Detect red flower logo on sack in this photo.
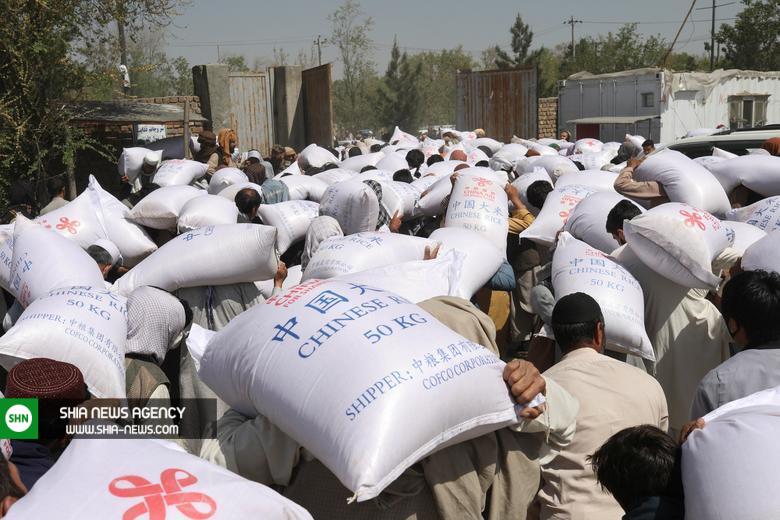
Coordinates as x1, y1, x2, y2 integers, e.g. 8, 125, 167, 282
55, 217, 80, 234
109, 468, 217, 520
679, 210, 706, 231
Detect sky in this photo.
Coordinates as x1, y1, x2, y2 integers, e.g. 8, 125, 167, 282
161, 0, 744, 77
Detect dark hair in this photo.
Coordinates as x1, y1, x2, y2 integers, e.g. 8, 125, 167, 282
642, 139, 655, 148
370, 144, 383, 153
405, 149, 425, 169
177, 296, 193, 328
86, 245, 112, 266
348, 146, 362, 157
590, 425, 682, 511
393, 169, 413, 184
721, 270, 780, 346
606, 200, 643, 234
552, 318, 603, 351
427, 154, 444, 166
46, 177, 65, 198
234, 188, 262, 215
477, 145, 493, 158
360, 165, 377, 173
475, 160, 490, 167
0, 457, 24, 501
321, 162, 338, 172
526, 180, 553, 209
324, 146, 339, 158
572, 160, 585, 171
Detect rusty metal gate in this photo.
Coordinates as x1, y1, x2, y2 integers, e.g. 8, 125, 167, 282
228, 71, 273, 155
302, 64, 334, 147
456, 67, 537, 143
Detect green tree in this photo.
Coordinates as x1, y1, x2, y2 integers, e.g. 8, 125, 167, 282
329, 0, 376, 135
717, 0, 780, 70
220, 54, 250, 72
376, 38, 423, 132
494, 15, 534, 68
407, 46, 477, 126
0, 0, 107, 201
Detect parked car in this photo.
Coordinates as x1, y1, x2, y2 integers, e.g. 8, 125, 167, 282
668, 125, 780, 158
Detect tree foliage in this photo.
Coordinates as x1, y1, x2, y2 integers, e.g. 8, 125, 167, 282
375, 38, 423, 132
329, 0, 376, 134
494, 15, 534, 68
407, 47, 476, 126
219, 54, 250, 73
717, 0, 780, 70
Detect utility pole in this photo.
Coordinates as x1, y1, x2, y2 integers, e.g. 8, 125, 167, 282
697, 1, 736, 71
315, 35, 327, 66
563, 16, 583, 59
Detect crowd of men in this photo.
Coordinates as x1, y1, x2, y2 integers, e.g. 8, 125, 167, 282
0, 125, 778, 519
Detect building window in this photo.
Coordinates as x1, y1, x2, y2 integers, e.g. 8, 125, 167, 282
728, 95, 769, 128
641, 92, 655, 108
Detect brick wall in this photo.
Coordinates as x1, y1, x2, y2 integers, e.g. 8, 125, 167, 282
538, 97, 558, 139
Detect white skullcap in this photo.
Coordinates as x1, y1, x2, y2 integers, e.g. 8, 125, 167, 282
92, 238, 122, 267
247, 150, 262, 161
143, 152, 161, 166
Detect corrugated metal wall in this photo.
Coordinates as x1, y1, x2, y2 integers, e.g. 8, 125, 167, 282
302, 64, 334, 147
456, 67, 538, 142
228, 72, 273, 155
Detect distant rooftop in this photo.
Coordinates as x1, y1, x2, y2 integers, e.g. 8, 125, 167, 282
69, 100, 205, 123
566, 68, 780, 81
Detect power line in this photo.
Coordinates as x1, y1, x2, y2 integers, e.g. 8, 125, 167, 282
564, 16, 583, 58
578, 17, 736, 25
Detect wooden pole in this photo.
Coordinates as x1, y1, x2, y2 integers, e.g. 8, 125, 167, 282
183, 101, 191, 159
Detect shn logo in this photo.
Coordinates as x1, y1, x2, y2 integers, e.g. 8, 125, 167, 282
0, 399, 37, 439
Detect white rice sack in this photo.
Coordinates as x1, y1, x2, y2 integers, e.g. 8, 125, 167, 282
337, 250, 463, 303
89, 177, 157, 267
128, 185, 206, 230
152, 159, 208, 187
684, 128, 719, 138
552, 233, 654, 360
712, 147, 737, 159
208, 167, 248, 195
390, 126, 419, 146
511, 168, 553, 215
298, 144, 338, 172
634, 150, 730, 215
466, 147, 490, 165
563, 192, 644, 254
707, 155, 780, 197
177, 195, 239, 233
378, 181, 422, 219
519, 185, 597, 247
623, 203, 732, 289
682, 402, 780, 520
6, 437, 314, 519
625, 134, 645, 150
725, 196, 780, 232
532, 155, 579, 180
424, 160, 466, 178
693, 155, 727, 171
555, 170, 618, 192
257, 200, 320, 254
312, 168, 356, 186
375, 153, 409, 173
358, 170, 393, 183
340, 151, 385, 172
279, 160, 302, 176
513, 138, 558, 156
216, 182, 263, 202
416, 169, 506, 218
489, 143, 528, 171
444, 175, 508, 253
574, 138, 603, 154
722, 221, 767, 254
114, 224, 278, 296
118, 147, 160, 183
0, 225, 14, 292
35, 189, 107, 249
10, 216, 105, 307
198, 279, 525, 501
741, 231, 780, 274
471, 137, 502, 154
0, 286, 127, 398
571, 149, 618, 170
319, 181, 380, 235
255, 264, 303, 299
428, 227, 504, 299
303, 232, 435, 280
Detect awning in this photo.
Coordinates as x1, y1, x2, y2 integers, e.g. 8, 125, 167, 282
566, 115, 659, 125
